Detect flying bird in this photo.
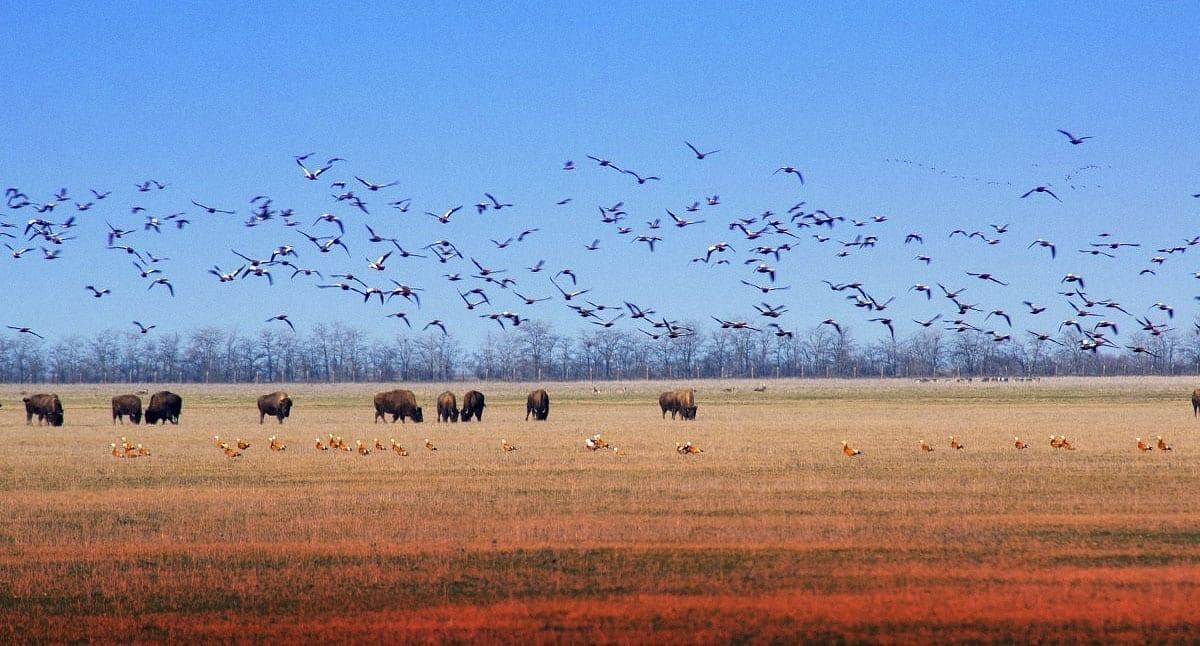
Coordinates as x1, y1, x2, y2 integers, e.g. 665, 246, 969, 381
266, 314, 296, 332
6, 326, 44, 339
685, 141, 719, 159
774, 166, 804, 183
1021, 186, 1061, 202
1056, 129, 1093, 145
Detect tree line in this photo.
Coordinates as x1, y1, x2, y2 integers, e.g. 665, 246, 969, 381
2, 319, 1198, 384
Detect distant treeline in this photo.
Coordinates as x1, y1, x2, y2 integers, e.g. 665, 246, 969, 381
1, 319, 1198, 384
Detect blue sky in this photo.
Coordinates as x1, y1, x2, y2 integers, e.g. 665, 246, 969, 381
2, 2, 1198, 344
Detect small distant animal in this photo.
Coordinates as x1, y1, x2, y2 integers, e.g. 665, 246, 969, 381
257, 391, 293, 424
145, 391, 182, 425
23, 393, 63, 427
374, 389, 423, 423
842, 441, 862, 457
658, 388, 697, 420
526, 389, 550, 421
111, 394, 143, 425
460, 390, 486, 422
436, 391, 459, 423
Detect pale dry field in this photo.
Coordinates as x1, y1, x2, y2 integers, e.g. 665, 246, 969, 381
2, 378, 1199, 643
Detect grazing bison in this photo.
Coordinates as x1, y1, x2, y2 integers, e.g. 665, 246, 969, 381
436, 391, 459, 423
660, 388, 697, 420
461, 390, 485, 422
526, 389, 550, 421
145, 390, 182, 425
257, 391, 293, 424
112, 394, 143, 424
23, 393, 64, 427
1193, 388, 1200, 416
374, 389, 423, 423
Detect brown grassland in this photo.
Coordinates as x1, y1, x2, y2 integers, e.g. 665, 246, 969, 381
2, 377, 1200, 643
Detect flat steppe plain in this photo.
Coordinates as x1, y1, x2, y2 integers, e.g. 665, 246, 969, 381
2, 378, 1199, 643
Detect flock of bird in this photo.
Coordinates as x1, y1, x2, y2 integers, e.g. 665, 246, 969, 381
5, 128, 1198, 357
109, 430, 1176, 460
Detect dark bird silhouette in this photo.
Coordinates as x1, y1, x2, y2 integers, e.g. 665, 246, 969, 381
266, 314, 296, 332
1056, 129, 1093, 145
1021, 186, 1061, 202
6, 326, 44, 339
685, 141, 719, 159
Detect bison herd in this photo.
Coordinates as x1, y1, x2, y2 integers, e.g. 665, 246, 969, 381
13, 387, 705, 426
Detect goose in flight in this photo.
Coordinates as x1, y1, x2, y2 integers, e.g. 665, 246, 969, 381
622, 169, 660, 184
685, 141, 719, 159
355, 176, 399, 191
132, 321, 156, 334
774, 166, 805, 183
6, 326, 44, 339
191, 200, 235, 214
1056, 129, 1093, 145
147, 278, 175, 296
666, 209, 704, 228
1020, 186, 1061, 202
427, 205, 463, 224
266, 314, 296, 332
297, 158, 333, 180
965, 271, 1008, 286
367, 251, 392, 271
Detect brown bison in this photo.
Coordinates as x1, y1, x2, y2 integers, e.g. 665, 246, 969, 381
374, 389, 423, 423
258, 391, 293, 424
526, 389, 550, 421
145, 391, 183, 425
1193, 388, 1200, 416
659, 388, 697, 420
436, 391, 459, 422
112, 394, 143, 424
23, 393, 64, 427
461, 390, 485, 422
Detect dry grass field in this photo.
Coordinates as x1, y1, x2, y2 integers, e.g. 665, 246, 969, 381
2, 377, 1200, 643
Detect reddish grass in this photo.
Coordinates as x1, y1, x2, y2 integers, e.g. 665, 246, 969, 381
2, 379, 1200, 642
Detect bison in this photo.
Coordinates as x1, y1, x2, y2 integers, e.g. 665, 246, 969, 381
23, 393, 64, 427
436, 391, 459, 422
374, 389, 423, 423
526, 389, 550, 421
112, 394, 143, 424
145, 391, 182, 425
1193, 388, 1200, 416
258, 391, 293, 424
461, 390, 485, 422
659, 388, 697, 420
